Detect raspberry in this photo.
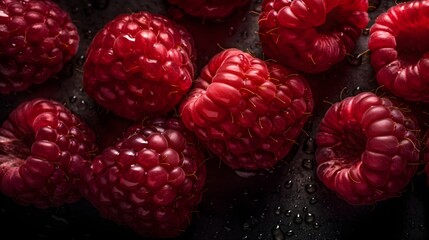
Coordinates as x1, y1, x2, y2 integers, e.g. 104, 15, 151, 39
167, 0, 250, 21
0, 98, 97, 208
258, 0, 369, 74
368, 0, 429, 102
80, 116, 206, 238
179, 48, 314, 170
315, 92, 420, 205
83, 11, 196, 120
0, 0, 79, 94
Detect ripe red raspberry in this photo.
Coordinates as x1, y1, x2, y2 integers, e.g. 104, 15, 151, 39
315, 92, 420, 205
167, 0, 250, 21
368, 0, 429, 102
0, 0, 79, 95
83, 11, 196, 120
258, 0, 369, 74
80, 116, 206, 238
179, 48, 314, 170
0, 98, 97, 208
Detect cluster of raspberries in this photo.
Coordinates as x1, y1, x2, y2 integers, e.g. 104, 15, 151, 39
0, 0, 428, 238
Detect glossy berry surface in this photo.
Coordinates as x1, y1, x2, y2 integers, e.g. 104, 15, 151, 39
0, 98, 97, 208
179, 48, 314, 170
80, 116, 206, 238
368, 0, 429, 102
258, 0, 369, 74
315, 92, 420, 205
0, 0, 79, 94
83, 11, 196, 120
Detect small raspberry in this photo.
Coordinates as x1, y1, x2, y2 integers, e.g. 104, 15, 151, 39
315, 92, 420, 205
83, 11, 196, 120
179, 48, 314, 170
0, 98, 97, 208
167, 0, 250, 21
0, 0, 79, 94
258, 0, 369, 74
80, 116, 206, 238
368, 0, 429, 102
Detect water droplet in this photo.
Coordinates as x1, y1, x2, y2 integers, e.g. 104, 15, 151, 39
84, 3, 94, 16
224, 226, 232, 232
286, 229, 294, 236
257, 233, 264, 239
271, 225, 285, 240
362, 28, 370, 36
284, 180, 293, 189
353, 86, 365, 95
235, 170, 257, 178
419, 224, 425, 231
285, 209, 292, 217
303, 137, 316, 154
305, 212, 315, 224
301, 158, 314, 170
228, 26, 236, 36
84, 30, 94, 39
305, 184, 318, 194
71, 6, 79, 14
242, 235, 249, 239
293, 213, 303, 224
69, 96, 77, 103
241, 16, 247, 22
213, 231, 219, 239
313, 222, 321, 229
275, 206, 282, 215
302, 206, 308, 212
76, 55, 86, 66
309, 197, 318, 205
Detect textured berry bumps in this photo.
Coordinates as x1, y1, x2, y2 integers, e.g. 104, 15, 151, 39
368, 0, 429, 102
258, 0, 369, 74
179, 48, 314, 170
0, 0, 79, 94
0, 98, 97, 208
168, 0, 250, 20
83, 11, 196, 120
80, 116, 206, 238
315, 92, 420, 205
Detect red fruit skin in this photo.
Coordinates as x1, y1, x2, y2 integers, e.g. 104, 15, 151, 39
0, 98, 97, 208
0, 0, 79, 94
83, 11, 196, 121
179, 48, 314, 170
168, 0, 250, 20
80, 117, 206, 238
258, 0, 369, 74
368, 0, 429, 102
315, 92, 421, 205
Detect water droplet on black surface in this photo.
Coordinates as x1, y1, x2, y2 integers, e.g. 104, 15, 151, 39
84, 3, 94, 16
271, 225, 285, 240
309, 197, 318, 205
313, 222, 321, 229
286, 229, 294, 236
294, 213, 303, 224
301, 158, 314, 170
275, 206, 282, 215
303, 137, 315, 154
305, 213, 315, 224
353, 86, 365, 95
305, 184, 318, 194
284, 180, 293, 189
303, 206, 308, 212
224, 226, 232, 232
363, 28, 370, 36
69, 96, 77, 103
84, 30, 94, 39
76, 55, 86, 66
285, 209, 292, 217
228, 26, 236, 36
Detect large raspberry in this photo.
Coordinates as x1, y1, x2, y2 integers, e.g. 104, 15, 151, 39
368, 0, 429, 102
80, 116, 206, 238
0, 0, 79, 94
167, 0, 250, 21
315, 92, 420, 205
0, 98, 97, 208
179, 48, 314, 170
83, 11, 196, 120
258, 0, 369, 74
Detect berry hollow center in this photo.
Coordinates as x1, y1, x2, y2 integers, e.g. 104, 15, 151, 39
0, 135, 31, 165
395, 24, 429, 66
332, 122, 367, 166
